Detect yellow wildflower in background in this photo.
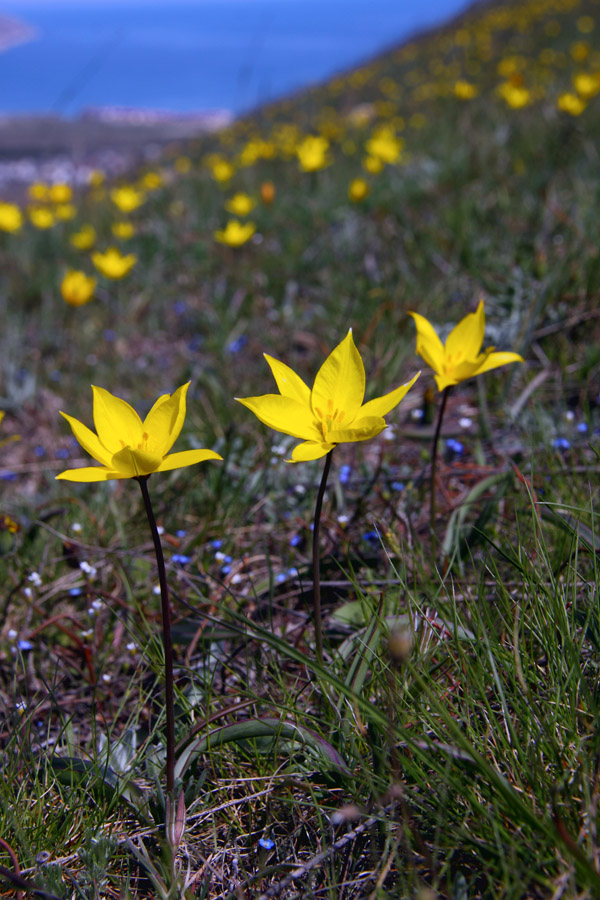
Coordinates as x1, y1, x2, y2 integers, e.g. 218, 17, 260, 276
225, 193, 256, 216
454, 79, 478, 99
236, 330, 419, 462
574, 71, 600, 99
49, 184, 73, 204
214, 220, 256, 247
92, 247, 137, 279
365, 126, 403, 164
409, 300, 523, 392
110, 186, 145, 213
208, 158, 234, 183
139, 171, 163, 191
70, 224, 96, 250
557, 92, 586, 115
28, 207, 55, 229
112, 221, 136, 239
497, 82, 532, 109
362, 156, 384, 174
54, 203, 77, 221
0, 202, 23, 233
56, 383, 222, 482
296, 136, 331, 172
61, 270, 96, 307
348, 178, 370, 202
28, 182, 49, 202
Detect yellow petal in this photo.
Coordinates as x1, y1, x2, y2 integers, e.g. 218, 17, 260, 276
359, 372, 420, 418
445, 300, 485, 364
474, 351, 523, 377
143, 383, 189, 456
111, 446, 163, 477
56, 466, 123, 481
327, 416, 387, 443
264, 355, 311, 404
409, 312, 445, 374
59, 411, 112, 466
289, 441, 335, 462
311, 330, 365, 425
236, 395, 322, 441
155, 449, 223, 471
92, 386, 144, 454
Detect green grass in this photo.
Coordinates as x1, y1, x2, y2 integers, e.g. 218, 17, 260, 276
1, 0, 600, 895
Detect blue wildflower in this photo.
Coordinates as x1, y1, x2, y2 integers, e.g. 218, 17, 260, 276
289, 534, 302, 547
552, 438, 570, 451
258, 837, 275, 851
391, 481, 404, 492
172, 554, 191, 566
445, 438, 464, 456
338, 464, 351, 485
227, 335, 248, 354
577, 422, 588, 434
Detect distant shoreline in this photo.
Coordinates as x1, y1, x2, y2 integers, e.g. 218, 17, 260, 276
0, 14, 37, 53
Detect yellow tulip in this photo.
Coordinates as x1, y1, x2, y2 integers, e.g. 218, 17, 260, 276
237, 330, 419, 462
56, 383, 222, 482
409, 300, 523, 392
91, 247, 137, 279
61, 270, 96, 307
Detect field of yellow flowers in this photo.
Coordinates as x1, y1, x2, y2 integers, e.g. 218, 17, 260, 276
1, 0, 600, 896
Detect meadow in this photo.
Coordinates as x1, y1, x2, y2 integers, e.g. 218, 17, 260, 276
1, 0, 600, 896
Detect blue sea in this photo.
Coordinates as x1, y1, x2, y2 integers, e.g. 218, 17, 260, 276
0, 0, 473, 116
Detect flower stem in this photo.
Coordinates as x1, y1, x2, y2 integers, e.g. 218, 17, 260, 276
312, 450, 332, 666
430, 386, 451, 544
137, 475, 175, 797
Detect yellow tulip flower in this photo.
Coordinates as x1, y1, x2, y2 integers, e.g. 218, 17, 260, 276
29, 207, 55, 229
61, 270, 96, 307
348, 178, 370, 202
69, 224, 96, 250
237, 330, 419, 462
56, 383, 222, 482
296, 135, 331, 172
225, 193, 256, 216
409, 300, 523, 392
0, 202, 23, 233
112, 221, 136, 239
214, 220, 256, 247
110, 186, 145, 213
91, 247, 137, 279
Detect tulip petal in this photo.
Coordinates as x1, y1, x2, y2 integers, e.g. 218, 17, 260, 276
56, 466, 123, 482
311, 330, 365, 426
474, 351, 524, 377
264, 355, 311, 404
409, 313, 445, 375
155, 449, 223, 471
236, 394, 322, 441
111, 447, 163, 477
92, 386, 144, 454
59, 411, 112, 466
290, 441, 335, 462
445, 300, 485, 364
359, 372, 420, 418
143, 383, 189, 456
328, 416, 387, 443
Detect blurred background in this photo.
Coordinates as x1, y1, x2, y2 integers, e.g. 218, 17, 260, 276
0, 0, 471, 117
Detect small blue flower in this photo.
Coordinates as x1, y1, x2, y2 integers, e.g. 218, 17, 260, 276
289, 534, 302, 547
173, 300, 187, 315
176, 529, 187, 538
227, 335, 248, 354
211, 539, 223, 550
1, 472, 17, 481
172, 554, 191, 566
55, 448, 70, 459
220, 564, 232, 575
17, 639, 33, 652
445, 438, 464, 456
258, 837, 275, 851
275, 572, 287, 584
552, 437, 570, 451
338, 464, 351, 485
391, 481, 404, 492
69, 587, 82, 597
34, 445, 46, 457
287, 567, 299, 577
577, 422, 588, 434
362, 530, 379, 544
